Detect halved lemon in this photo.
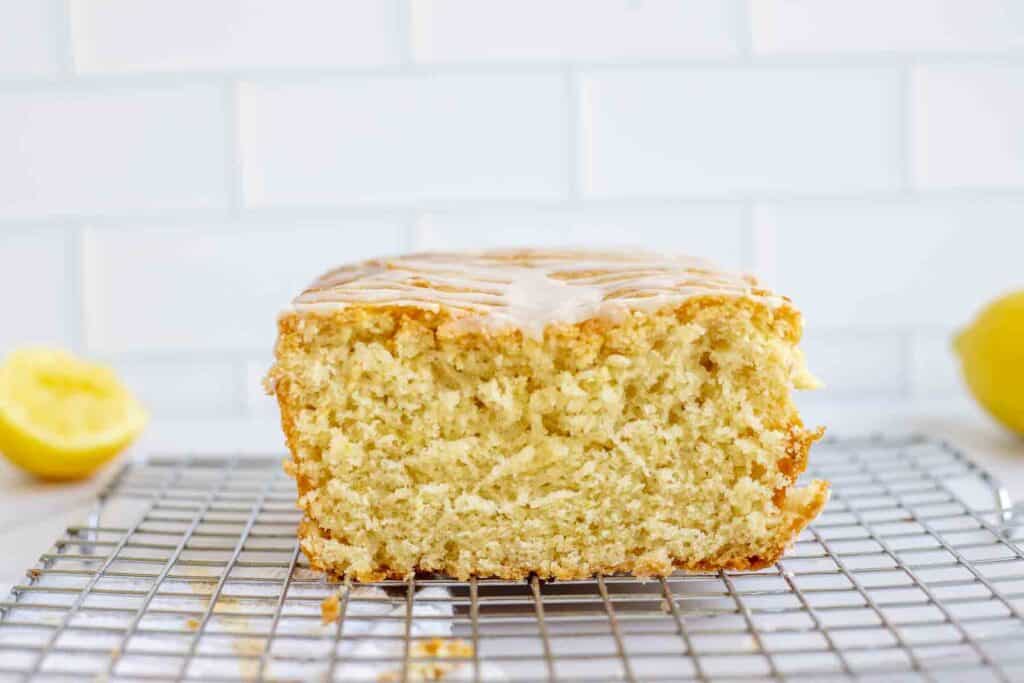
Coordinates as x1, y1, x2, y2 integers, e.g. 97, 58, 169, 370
0, 348, 147, 479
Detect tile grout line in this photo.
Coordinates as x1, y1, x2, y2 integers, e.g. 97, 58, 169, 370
735, 0, 753, 62
739, 199, 755, 273
403, 210, 419, 252
576, 73, 592, 206
4, 52, 1024, 92
565, 67, 581, 204
223, 78, 243, 219
56, 0, 76, 77
6, 188, 1024, 231
397, 0, 414, 69
749, 207, 775, 285
233, 357, 252, 418
900, 64, 915, 192
901, 330, 915, 399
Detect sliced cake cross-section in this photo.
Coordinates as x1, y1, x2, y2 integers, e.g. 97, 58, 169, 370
267, 249, 828, 581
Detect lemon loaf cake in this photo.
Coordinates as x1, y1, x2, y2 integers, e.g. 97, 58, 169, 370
267, 249, 828, 581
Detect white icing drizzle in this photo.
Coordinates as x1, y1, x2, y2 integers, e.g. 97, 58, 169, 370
287, 248, 788, 338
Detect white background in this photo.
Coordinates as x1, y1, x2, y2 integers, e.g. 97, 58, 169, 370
2, 0, 1024, 421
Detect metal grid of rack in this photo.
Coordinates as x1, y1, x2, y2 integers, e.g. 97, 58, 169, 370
2, 435, 1024, 682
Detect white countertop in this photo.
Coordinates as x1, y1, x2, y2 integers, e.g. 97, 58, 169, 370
2, 398, 1023, 595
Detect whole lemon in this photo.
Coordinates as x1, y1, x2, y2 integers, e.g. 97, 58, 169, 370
955, 290, 1024, 436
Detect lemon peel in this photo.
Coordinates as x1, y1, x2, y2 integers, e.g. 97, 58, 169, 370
955, 290, 1024, 436
0, 348, 147, 479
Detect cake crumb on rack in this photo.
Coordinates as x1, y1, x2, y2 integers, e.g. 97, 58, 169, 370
378, 638, 474, 682
321, 592, 340, 624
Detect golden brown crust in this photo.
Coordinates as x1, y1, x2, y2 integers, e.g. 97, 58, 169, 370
271, 290, 802, 350
287, 249, 791, 339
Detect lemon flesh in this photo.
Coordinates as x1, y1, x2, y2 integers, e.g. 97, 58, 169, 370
0, 348, 147, 479
955, 290, 1024, 436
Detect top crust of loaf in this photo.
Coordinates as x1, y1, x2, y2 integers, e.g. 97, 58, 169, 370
285, 248, 791, 340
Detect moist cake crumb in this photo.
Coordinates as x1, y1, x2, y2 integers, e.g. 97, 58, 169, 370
268, 248, 829, 581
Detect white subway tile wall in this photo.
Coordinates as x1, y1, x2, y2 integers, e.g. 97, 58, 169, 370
757, 200, 1024, 327
411, 0, 742, 62
912, 65, 1024, 188
0, 1, 64, 78
796, 332, 908, 397
0, 230, 71, 350
413, 207, 746, 266
581, 67, 903, 197
245, 357, 279, 417
750, 0, 1024, 55
81, 222, 406, 353
108, 358, 242, 418
0, 84, 229, 218
70, 0, 402, 73
910, 332, 964, 398
3, 1, 1022, 418
238, 74, 569, 206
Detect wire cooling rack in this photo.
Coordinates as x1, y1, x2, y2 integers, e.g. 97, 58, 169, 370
2, 436, 1024, 682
